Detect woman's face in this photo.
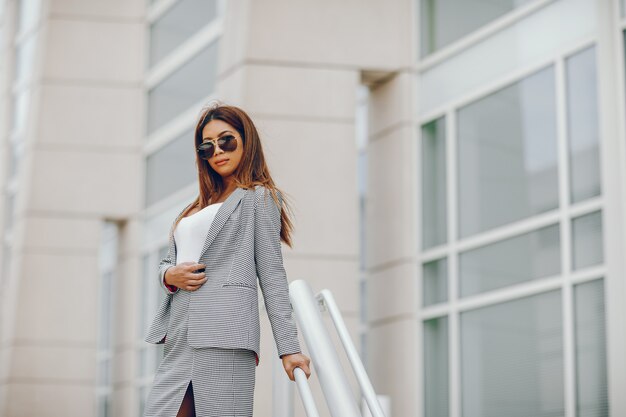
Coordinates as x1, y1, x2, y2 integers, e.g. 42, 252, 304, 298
202, 119, 244, 179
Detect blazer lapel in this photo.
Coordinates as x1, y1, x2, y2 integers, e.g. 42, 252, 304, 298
197, 186, 246, 261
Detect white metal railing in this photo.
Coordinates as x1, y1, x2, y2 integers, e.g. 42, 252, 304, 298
288, 279, 388, 417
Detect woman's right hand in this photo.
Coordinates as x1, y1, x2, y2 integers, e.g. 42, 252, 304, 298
164, 262, 207, 291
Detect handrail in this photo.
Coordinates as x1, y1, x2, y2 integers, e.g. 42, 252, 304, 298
293, 367, 320, 417
316, 289, 387, 417
289, 280, 363, 417
288, 280, 388, 417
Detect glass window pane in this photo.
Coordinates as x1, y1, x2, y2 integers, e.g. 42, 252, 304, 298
147, 40, 219, 134
149, 0, 218, 67
419, 1, 596, 114
419, 0, 534, 57
145, 128, 196, 207
574, 278, 609, 417
461, 290, 563, 417
459, 224, 560, 297
422, 258, 448, 306
421, 118, 447, 249
457, 66, 558, 238
572, 210, 603, 271
566, 45, 601, 203
423, 316, 448, 417
98, 271, 113, 350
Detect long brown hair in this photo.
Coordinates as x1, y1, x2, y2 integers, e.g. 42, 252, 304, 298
169, 101, 295, 248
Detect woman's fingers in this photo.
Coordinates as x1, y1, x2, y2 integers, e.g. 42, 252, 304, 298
185, 277, 207, 291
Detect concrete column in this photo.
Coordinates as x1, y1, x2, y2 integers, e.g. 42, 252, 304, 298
216, 1, 414, 415
0, 0, 144, 415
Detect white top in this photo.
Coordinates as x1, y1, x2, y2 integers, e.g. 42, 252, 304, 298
174, 202, 223, 264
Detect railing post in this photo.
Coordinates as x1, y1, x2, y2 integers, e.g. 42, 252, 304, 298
289, 280, 363, 417
318, 290, 387, 417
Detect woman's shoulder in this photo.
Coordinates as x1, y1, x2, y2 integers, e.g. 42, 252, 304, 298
250, 185, 282, 203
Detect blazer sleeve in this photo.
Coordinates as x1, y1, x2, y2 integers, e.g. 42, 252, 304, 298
158, 203, 194, 295
254, 187, 302, 358
159, 231, 179, 295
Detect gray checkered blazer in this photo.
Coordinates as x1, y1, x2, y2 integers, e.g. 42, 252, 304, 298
144, 185, 301, 362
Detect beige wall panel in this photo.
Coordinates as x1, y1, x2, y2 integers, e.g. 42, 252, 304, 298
8, 344, 96, 381
49, 0, 144, 19
368, 70, 415, 138
37, 84, 143, 149
368, 318, 419, 417
367, 261, 418, 323
27, 149, 141, 216
218, 63, 358, 119
5, 382, 96, 417
252, 117, 359, 257
21, 216, 100, 251
366, 124, 417, 268
245, 0, 413, 70
42, 18, 143, 82
13, 252, 98, 343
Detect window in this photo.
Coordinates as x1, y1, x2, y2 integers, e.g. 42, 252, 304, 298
566, 46, 601, 203
421, 117, 447, 249
422, 258, 448, 306
423, 316, 449, 417
574, 279, 609, 417
460, 290, 563, 417
147, 40, 219, 135
420, 39, 607, 417
149, 0, 219, 67
458, 224, 560, 297
96, 221, 119, 417
419, 0, 535, 57
571, 210, 603, 271
457, 65, 558, 238
145, 128, 196, 207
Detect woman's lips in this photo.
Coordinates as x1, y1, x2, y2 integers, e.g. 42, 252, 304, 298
216, 159, 228, 166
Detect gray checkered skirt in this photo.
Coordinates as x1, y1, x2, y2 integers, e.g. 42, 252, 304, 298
143, 289, 257, 417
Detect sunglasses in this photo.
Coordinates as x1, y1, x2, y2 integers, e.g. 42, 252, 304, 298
196, 134, 238, 160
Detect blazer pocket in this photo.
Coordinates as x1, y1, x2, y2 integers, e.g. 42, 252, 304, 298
221, 282, 257, 290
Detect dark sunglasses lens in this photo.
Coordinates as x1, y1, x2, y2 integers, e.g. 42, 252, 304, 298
219, 135, 238, 152
197, 143, 214, 159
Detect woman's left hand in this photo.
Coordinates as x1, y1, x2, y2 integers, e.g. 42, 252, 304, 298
281, 352, 311, 381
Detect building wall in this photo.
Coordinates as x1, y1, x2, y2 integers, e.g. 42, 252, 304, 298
1, 1, 625, 417
365, 1, 626, 416
0, 0, 144, 416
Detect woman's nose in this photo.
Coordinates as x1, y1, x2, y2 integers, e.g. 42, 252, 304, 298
213, 143, 225, 155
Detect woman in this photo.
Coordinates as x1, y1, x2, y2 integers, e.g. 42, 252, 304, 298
143, 102, 312, 417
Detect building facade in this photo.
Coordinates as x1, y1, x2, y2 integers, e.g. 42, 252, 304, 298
0, 0, 625, 417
